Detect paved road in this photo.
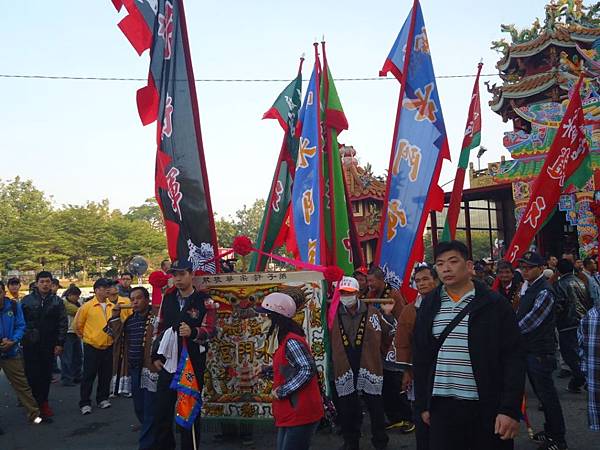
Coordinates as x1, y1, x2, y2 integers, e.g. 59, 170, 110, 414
0, 370, 596, 449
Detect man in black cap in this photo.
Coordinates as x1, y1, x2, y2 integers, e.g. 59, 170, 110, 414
151, 260, 217, 450
518, 251, 568, 450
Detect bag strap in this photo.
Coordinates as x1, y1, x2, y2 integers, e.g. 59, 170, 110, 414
433, 297, 476, 355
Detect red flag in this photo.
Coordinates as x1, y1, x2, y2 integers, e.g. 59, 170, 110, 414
441, 62, 483, 241
505, 75, 590, 264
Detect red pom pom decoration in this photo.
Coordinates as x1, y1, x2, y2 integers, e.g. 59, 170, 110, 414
232, 235, 254, 256
323, 265, 344, 283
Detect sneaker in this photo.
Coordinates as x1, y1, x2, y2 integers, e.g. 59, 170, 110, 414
40, 401, 54, 418
81, 405, 92, 415
386, 420, 416, 433
532, 431, 550, 443
537, 440, 568, 450
98, 400, 111, 409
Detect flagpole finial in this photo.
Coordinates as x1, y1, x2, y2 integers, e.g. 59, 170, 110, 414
321, 34, 325, 43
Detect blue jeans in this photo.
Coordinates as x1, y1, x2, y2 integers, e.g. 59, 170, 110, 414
61, 333, 82, 384
130, 367, 156, 450
276, 420, 319, 450
526, 353, 566, 443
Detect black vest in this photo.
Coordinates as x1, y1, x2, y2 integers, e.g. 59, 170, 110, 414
517, 277, 556, 354
159, 288, 208, 376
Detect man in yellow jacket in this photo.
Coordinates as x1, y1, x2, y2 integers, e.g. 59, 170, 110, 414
75, 278, 131, 415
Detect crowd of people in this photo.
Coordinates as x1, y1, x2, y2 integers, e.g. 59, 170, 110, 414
1, 242, 600, 450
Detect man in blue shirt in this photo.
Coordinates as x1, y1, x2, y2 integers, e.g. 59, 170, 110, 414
0, 280, 45, 429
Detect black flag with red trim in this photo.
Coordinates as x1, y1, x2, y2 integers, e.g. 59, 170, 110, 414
111, 0, 219, 272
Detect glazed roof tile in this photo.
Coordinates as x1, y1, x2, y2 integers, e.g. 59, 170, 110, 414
342, 163, 386, 200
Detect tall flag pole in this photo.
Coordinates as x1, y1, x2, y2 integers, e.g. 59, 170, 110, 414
249, 59, 304, 271
111, 0, 219, 273
291, 44, 325, 265
441, 62, 483, 242
375, 0, 450, 292
504, 74, 591, 265
321, 41, 364, 274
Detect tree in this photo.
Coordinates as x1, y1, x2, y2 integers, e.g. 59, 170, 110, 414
0, 178, 169, 278
0, 178, 58, 271
214, 199, 266, 247
107, 210, 167, 270
126, 197, 164, 232
51, 201, 117, 278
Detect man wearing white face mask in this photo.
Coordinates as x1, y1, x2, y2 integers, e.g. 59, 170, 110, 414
332, 276, 397, 450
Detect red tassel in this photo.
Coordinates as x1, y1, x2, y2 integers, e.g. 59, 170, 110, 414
137, 76, 159, 126
232, 236, 254, 256
117, 8, 152, 56
323, 266, 344, 283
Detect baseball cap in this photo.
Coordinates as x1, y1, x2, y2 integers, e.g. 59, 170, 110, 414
518, 251, 545, 267
93, 278, 113, 289
255, 292, 297, 318
167, 260, 194, 273
338, 276, 360, 293
474, 262, 485, 272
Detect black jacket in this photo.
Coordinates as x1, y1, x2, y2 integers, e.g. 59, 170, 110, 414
21, 291, 68, 348
554, 273, 588, 331
413, 281, 525, 421
151, 288, 209, 377
517, 276, 556, 354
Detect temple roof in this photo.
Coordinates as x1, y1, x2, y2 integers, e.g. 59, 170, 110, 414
493, 151, 600, 183
490, 70, 561, 111
340, 146, 386, 201
497, 25, 600, 71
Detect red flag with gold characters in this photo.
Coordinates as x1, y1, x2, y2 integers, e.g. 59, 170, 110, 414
505, 74, 590, 264
110, 0, 219, 273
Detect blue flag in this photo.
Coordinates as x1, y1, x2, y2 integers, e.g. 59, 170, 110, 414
291, 60, 323, 265
376, 1, 449, 289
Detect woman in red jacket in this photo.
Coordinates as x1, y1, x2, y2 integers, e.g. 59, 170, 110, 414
257, 292, 324, 450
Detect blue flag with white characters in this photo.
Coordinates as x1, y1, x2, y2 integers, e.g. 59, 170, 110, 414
291, 61, 323, 265
377, 1, 450, 290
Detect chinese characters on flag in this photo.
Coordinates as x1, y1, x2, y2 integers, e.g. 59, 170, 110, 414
505, 75, 590, 264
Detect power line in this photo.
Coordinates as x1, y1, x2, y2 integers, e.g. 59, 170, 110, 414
0, 72, 504, 83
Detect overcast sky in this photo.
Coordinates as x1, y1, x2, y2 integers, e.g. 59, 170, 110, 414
2, 0, 547, 216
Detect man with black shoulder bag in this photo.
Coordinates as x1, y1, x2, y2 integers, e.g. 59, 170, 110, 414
413, 241, 526, 450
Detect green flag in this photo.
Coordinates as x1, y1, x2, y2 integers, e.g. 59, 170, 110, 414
441, 63, 483, 242
249, 71, 303, 271
321, 50, 362, 274
566, 152, 593, 190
